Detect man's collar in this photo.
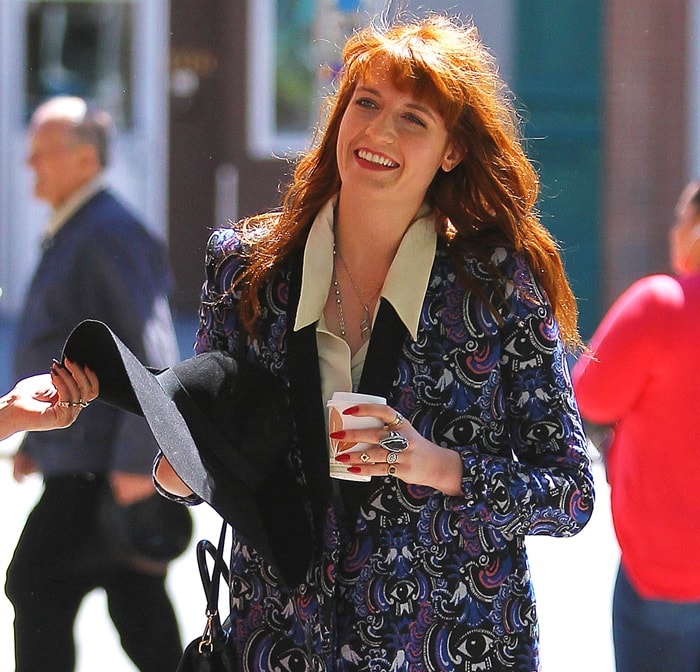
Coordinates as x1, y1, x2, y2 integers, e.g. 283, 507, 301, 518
46, 174, 106, 238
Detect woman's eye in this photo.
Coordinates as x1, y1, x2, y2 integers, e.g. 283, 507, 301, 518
356, 97, 377, 109
404, 113, 427, 127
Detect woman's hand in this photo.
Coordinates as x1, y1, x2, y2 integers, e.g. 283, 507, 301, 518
330, 404, 463, 495
0, 359, 99, 441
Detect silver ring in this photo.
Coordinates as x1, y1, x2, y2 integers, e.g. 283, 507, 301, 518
56, 400, 89, 409
386, 452, 398, 464
385, 412, 405, 429
387, 464, 397, 476
360, 452, 370, 463
378, 430, 408, 453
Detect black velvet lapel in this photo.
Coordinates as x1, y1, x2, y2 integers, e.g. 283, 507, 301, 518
286, 248, 409, 531
339, 298, 409, 523
357, 298, 407, 397
285, 250, 332, 536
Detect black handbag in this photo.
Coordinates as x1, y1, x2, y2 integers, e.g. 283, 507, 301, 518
98, 486, 193, 572
177, 520, 237, 672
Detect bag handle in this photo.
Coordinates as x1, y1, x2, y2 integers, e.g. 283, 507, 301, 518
194, 519, 229, 652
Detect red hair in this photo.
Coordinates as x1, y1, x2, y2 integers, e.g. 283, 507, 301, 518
232, 15, 580, 347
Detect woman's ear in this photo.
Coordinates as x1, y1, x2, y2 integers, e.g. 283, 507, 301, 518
441, 143, 465, 172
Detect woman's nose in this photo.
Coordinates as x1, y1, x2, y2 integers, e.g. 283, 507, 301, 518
365, 112, 396, 143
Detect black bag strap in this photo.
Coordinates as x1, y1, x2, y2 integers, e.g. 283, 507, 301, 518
194, 519, 229, 651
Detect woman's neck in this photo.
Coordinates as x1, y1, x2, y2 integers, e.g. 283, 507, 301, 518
325, 191, 423, 355
334, 191, 423, 266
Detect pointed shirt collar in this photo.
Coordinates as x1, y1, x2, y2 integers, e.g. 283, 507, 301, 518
294, 196, 437, 341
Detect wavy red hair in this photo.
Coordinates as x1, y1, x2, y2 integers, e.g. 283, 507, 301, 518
230, 15, 580, 348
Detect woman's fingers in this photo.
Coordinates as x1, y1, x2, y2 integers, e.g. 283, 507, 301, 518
62, 359, 99, 401
44, 359, 100, 429
50, 361, 81, 402
341, 403, 406, 429
332, 404, 415, 478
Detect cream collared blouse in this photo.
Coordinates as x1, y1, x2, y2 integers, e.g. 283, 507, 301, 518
294, 196, 437, 406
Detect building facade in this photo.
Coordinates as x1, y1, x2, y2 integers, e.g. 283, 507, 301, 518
0, 0, 693, 341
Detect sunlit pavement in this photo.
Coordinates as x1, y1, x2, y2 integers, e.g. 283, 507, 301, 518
0, 432, 616, 672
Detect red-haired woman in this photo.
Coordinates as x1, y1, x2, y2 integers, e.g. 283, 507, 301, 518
2, 14, 594, 671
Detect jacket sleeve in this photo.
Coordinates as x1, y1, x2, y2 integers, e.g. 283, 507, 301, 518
75, 222, 180, 474
194, 228, 247, 356
447, 252, 595, 538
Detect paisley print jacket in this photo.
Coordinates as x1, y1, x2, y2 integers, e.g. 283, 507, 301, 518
193, 227, 594, 672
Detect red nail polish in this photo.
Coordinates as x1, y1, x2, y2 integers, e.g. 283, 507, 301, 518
330, 430, 346, 439
348, 466, 362, 473
335, 453, 350, 463
343, 405, 359, 415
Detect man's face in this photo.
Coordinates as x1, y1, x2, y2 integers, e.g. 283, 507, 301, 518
27, 122, 92, 208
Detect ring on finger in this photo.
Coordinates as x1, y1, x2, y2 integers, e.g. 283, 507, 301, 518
360, 452, 370, 463
385, 412, 405, 429
386, 452, 398, 464
57, 400, 89, 409
386, 464, 397, 476
379, 430, 409, 453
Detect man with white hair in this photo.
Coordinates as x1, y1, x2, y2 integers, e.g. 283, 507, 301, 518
5, 96, 184, 672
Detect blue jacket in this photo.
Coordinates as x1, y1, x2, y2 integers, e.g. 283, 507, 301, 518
193, 226, 595, 672
13, 188, 179, 476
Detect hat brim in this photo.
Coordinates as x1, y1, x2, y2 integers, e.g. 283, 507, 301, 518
61, 320, 312, 587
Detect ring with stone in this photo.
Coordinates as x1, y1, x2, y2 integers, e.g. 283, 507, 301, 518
360, 452, 370, 463
386, 452, 398, 464
386, 464, 397, 476
378, 430, 409, 453
385, 412, 405, 429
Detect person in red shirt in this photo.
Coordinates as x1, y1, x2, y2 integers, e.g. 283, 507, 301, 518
573, 180, 700, 672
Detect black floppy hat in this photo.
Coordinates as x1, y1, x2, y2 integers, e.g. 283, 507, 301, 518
61, 319, 313, 587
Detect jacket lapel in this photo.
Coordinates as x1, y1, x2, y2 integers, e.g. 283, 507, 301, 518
285, 246, 409, 531
340, 298, 409, 523
358, 298, 407, 399
285, 250, 332, 537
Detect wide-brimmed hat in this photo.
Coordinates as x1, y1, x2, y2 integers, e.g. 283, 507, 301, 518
61, 319, 313, 587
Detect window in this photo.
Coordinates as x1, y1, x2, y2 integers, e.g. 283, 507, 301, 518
25, 1, 133, 127
247, 0, 373, 159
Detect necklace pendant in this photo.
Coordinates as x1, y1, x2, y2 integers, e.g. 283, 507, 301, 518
360, 317, 371, 340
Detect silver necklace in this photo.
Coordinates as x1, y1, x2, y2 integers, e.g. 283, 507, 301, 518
332, 242, 378, 341
332, 261, 347, 339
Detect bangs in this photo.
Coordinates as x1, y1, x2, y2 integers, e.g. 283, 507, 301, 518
345, 46, 462, 128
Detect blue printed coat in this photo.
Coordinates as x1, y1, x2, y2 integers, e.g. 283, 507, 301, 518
193, 226, 594, 672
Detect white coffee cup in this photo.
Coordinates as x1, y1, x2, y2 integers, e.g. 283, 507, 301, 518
327, 391, 386, 481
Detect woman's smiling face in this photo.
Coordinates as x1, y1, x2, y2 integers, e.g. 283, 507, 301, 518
335, 62, 462, 208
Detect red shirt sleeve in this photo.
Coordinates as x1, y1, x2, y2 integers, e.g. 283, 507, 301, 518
572, 274, 680, 424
